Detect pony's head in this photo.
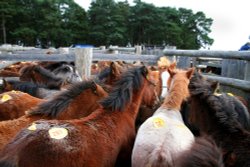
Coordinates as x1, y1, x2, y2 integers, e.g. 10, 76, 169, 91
157, 56, 171, 71
188, 71, 219, 98
141, 69, 161, 108
52, 64, 82, 84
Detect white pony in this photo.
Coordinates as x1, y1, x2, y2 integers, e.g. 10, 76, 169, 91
132, 68, 195, 167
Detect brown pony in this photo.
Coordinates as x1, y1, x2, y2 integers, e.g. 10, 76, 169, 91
97, 61, 162, 130
0, 91, 44, 121
0, 80, 107, 151
188, 72, 250, 166
0, 66, 158, 167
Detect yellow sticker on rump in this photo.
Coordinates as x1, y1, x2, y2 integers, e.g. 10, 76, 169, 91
27, 123, 37, 131
1, 94, 12, 102
49, 127, 68, 140
153, 117, 165, 128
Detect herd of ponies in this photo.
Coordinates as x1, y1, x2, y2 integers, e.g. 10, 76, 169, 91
0, 58, 249, 167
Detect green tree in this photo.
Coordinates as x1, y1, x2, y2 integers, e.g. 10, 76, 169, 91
177, 8, 213, 49
0, 0, 16, 43
88, 0, 130, 46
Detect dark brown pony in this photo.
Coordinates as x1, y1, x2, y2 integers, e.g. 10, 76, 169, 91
0, 80, 107, 151
0, 91, 44, 121
1, 79, 61, 99
188, 72, 250, 167
0, 66, 158, 167
176, 136, 224, 167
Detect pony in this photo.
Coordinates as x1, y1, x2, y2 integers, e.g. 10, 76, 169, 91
188, 72, 250, 167
0, 66, 158, 167
0, 80, 108, 151
175, 136, 224, 167
19, 64, 66, 89
19, 64, 81, 89
132, 68, 195, 167
96, 61, 161, 130
1, 79, 60, 99
189, 72, 250, 131
0, 91, 44, 121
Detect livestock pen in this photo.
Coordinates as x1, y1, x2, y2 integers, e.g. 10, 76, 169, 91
0, 45, 250, 108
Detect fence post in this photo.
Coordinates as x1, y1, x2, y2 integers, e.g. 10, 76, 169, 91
74, 47, 93, 79
244, 61, 250, 81
135, 45, 142, 55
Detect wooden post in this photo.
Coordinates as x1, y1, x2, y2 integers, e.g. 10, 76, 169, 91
135, 45, 142, 55
74, 47, 93, 79
244, 61, 250, 81
100, 46, 106, 50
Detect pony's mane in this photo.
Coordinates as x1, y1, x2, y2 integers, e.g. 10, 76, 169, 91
5, 80, 46, 97
97, 67, 111, 81
20, 65, 62, 82
33, 65, 62, 82
28, 80, 97, 118
189, 72, 249, 132
100, 66, 148, 112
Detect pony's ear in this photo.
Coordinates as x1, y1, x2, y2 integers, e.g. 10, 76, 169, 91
168, 68, 176, 77
141, 66, 148, 77
168, 62, 177, 70
110, 62, 117, 75
211, 81, 220, 93
186, 68, 195, 79
2, 78, 7, 87
90, 81, 97, 91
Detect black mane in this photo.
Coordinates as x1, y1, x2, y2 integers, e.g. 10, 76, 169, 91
100, 66, 148, 112
20, 65, 63, 89
33, 65, 62, 82
97, 67, 111, 81
29, 80, 97, 118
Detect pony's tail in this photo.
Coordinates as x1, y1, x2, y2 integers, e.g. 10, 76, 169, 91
175, 136, 224, 167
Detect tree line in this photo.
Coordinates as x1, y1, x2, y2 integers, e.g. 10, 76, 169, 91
0, 0, 214, 49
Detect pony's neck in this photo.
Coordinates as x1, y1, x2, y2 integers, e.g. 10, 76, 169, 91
161, 79, 188, 110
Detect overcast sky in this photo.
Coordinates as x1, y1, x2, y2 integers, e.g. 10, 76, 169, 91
74, 0, 250, 50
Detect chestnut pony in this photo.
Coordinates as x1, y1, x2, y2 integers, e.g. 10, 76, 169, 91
0, 91, 44, 121
0, 66, 158, 167
132, 68, 195, 167
0, 80, 107, 151
188, 72, 250, 166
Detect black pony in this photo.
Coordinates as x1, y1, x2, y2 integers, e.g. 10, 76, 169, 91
176, 136, 224, 167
